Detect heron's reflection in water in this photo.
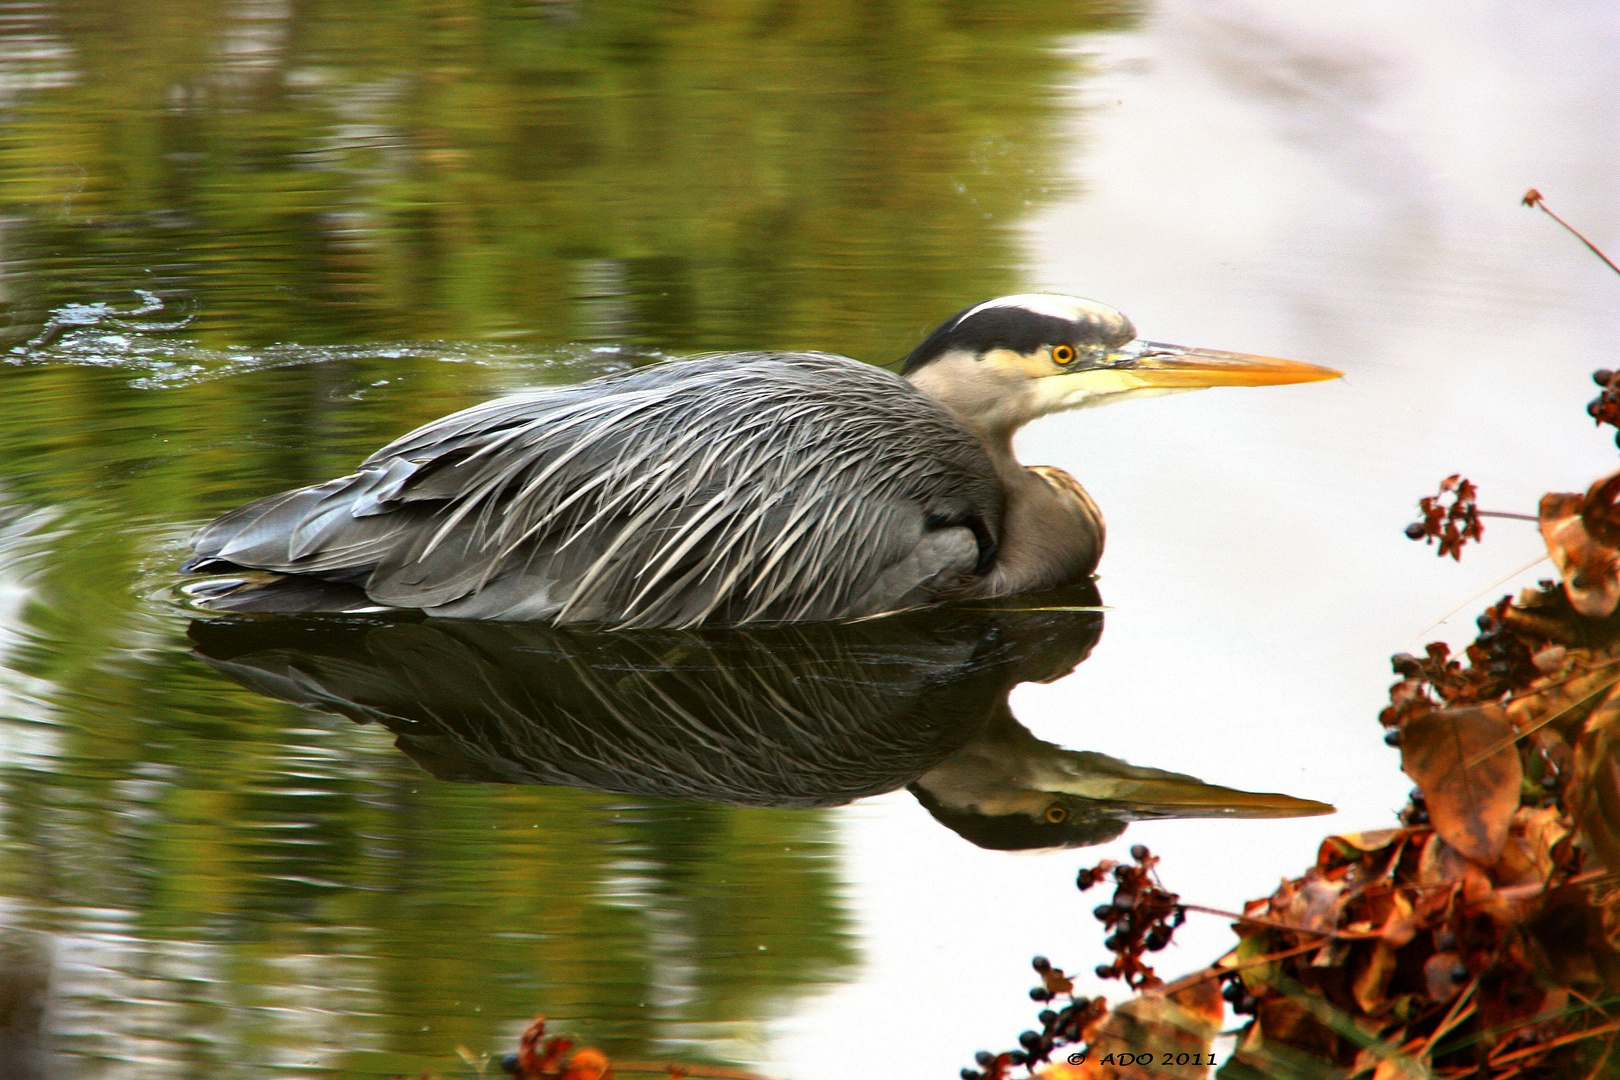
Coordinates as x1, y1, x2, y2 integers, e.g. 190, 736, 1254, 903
188, 585, 1329, 850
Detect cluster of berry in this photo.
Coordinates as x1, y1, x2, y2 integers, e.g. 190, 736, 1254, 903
1403, 474, 1482, 559
1380, 599, 1540, 750
959, 845, 1181, 1080
1465, 604, 1540, 698
1219, 969, 1260, 1016
1079, 844, 1185, 990
1587, 369, 1620, 447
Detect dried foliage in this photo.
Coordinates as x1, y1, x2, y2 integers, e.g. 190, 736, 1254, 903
993, 577, 1620, 1080
1541, 470, 1620, 618
500, 1017, 614, 1080
973, 357, 1620, 1079
472, 1017, 771, 1080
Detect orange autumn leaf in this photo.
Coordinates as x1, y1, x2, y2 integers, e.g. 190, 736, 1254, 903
1400, 705, 1522, 865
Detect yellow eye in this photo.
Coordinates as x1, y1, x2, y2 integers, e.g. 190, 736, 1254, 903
1052, 344, 1076, 365
1044, 805, 1068, 824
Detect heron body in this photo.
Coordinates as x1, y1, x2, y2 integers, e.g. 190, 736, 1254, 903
185, 295, 1339, 627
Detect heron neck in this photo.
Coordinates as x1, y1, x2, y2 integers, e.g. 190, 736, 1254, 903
976, 432, 1104, 596
911, 702, 1051, 816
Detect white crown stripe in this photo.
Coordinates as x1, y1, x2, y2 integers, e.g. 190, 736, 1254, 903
951, 294, 1103, 327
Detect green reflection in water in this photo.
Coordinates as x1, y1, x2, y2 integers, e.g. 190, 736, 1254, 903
0, 0, 1132, 356
0, 359, 859, 1076
0, 0, 1136, 1075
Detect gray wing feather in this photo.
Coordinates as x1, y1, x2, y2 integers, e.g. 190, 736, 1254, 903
188, 352, 1003, 628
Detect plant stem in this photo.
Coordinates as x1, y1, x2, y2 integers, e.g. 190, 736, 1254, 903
1524, 189, 1620, 278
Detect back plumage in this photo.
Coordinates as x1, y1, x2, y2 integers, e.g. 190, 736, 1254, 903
186, 353, 1004, 628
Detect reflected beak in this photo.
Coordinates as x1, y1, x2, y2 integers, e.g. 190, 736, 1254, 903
1112, 340, 1342, 388
1077, 776, 1336, 819
1034, 751, 1334, 819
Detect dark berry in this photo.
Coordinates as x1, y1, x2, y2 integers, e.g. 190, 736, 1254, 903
1596, 369, 1614, 386
1410, 787, 1426, 805
1093, 904, 1113, 921
1146, 927, 1171, 951
1130, 843, 1150, 861
976, 1051, 995, 1067
1451, 963, 1469, 983
1007, 1052, 1028, 1066
500, 1054, 521, 1076
1103, 933, 1123, 951
961, 1070, 982, 1080
1391, 653, 1423, 676
1095, 964, 1114, 979
1383, 728, 1402, 747
1113, 865, 1131, 882
1019, 1030, 1043, 1052
1032, 955, 1051, 972
1222, 979, 1245, 1002
1030, 987, 1053, 1002
1541, 773, 1559, 790
1076, 868, 1096, 890
1404, 522, 1427, 540
1039, 1010, 1058, 1026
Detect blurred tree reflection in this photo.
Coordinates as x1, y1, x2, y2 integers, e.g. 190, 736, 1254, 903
0, 0, 1130, 357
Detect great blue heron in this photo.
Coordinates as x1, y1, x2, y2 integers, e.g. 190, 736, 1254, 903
188, 590, 1330, 850
183, 295, 1339, 627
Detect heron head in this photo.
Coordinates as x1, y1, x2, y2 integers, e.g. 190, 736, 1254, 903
901, 294, 1341, 439
907, 711, 1334, 851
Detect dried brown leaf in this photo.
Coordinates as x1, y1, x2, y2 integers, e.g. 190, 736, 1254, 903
1371, 1056, 1432, 1080
1573, 696, 1620, 874
1352, 941, 1399, 1013
1276, 875, 1347, 934
1062, 980, 1221, 1079
1317, 829, 1403, 867
1378, 891, 1419, 949
1540, 487, 1620, 617
1401, 706, 1523, 865
1413, 834, 1467, 919
1491, 805, 1571, 888
1042, 968, 1076, 996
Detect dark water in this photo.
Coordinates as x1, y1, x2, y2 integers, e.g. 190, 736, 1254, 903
0, 2, 1164, 1076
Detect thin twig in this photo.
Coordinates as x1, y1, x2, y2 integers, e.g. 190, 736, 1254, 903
1407, 552, 1551, 647
1434, 989, 1620, 1060
1502, 655, 1620, 706
1476, 511, 1541, 522
1420, 972, 1481, 1058
1524, 189, 1620, 278
1488, 1017, 1620, 1066
1579, 1033, 1616, 1080
1179, 902, 1379, 941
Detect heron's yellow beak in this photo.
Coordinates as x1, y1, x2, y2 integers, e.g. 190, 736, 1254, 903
1114, 341, 1342, 387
